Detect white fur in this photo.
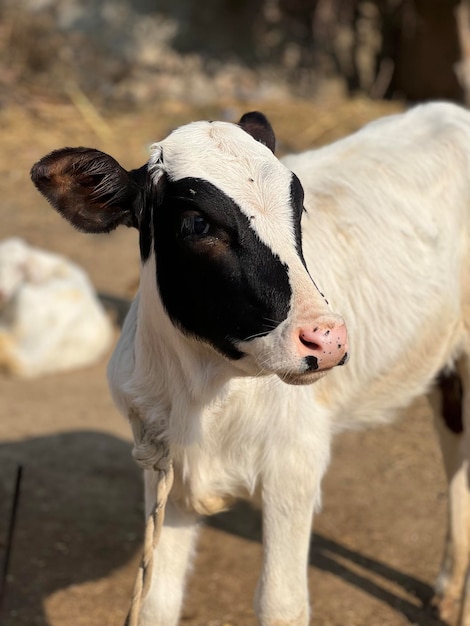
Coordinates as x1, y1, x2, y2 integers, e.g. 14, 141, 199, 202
0, 238, 113, 377
109, 102, 470, 625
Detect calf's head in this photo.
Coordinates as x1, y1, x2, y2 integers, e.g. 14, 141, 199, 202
31, 112, 348, 384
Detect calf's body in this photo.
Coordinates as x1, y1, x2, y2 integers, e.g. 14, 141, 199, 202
32, 102, 470, 625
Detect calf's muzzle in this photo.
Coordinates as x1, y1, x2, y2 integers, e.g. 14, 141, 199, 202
296, 319, 349, 371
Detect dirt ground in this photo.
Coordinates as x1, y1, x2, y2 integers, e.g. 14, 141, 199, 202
0, 94, 452, 626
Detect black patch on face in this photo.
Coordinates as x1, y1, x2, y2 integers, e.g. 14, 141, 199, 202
290, 173, 328, 304
151, 177, 298, 360
290, 174, 308, 269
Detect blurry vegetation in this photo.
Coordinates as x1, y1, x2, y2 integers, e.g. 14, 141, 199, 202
0, 0, 470, 109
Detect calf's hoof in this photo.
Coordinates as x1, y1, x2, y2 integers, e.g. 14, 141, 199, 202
431, 592, 461, 625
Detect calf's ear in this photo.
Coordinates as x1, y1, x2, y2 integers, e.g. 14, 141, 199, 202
31, 147, 141, 233
238, 111, 276, 154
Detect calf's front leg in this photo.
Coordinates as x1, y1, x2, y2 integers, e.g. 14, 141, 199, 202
256, 460, 324, 626
134, 469, 199, 626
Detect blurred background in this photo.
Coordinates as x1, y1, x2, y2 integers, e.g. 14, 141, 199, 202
2, 0, 470, 107
0, 2, 465, 625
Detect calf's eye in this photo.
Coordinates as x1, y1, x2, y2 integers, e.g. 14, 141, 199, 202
180, 213, 210, 238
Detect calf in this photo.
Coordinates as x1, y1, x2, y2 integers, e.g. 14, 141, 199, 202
31, 102, 470, 626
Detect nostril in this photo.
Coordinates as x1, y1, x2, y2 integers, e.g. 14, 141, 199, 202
299, 334, 321, 351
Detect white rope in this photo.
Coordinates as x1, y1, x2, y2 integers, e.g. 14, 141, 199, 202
125, 410, 174, 626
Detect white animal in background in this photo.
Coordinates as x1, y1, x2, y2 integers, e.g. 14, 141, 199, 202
0, 238, 113, 377
31, 103, 470, 626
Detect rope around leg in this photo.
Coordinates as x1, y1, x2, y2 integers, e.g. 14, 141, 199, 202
125, 408, 174, 626
125, 464, 174, 626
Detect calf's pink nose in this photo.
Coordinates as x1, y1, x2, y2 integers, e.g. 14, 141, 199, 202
297, 321, 349, 371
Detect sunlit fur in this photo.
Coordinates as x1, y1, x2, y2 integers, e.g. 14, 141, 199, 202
283, 104, 469, 429
108, 102, 469, 625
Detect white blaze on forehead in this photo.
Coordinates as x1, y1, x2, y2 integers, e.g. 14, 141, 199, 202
148, 121, 298, 262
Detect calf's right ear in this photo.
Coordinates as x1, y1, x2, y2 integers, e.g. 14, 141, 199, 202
31, 147, 141, 233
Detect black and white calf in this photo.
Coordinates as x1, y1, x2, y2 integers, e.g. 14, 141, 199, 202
32, 103, 470, 626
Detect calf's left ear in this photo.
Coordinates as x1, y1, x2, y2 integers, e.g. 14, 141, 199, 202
31, 147, 141, 233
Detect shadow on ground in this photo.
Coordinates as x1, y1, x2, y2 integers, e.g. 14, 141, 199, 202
208, 501, 446, 626
0, 429, 444, 625
0, 431, 143, 626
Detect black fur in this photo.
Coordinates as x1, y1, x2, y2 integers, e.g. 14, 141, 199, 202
153, 177, 296, 359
